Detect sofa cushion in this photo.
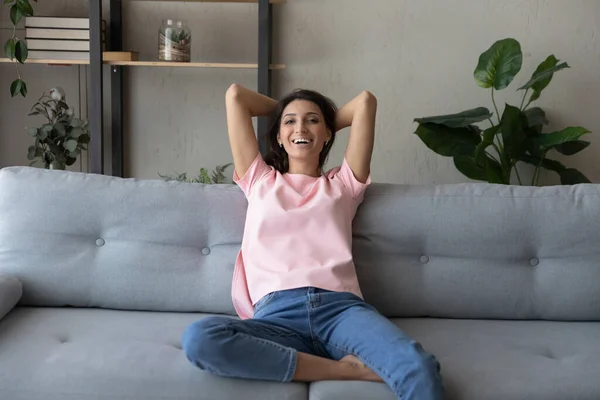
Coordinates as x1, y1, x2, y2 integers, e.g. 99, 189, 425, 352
3, 167, 600, 321
0, 307, 307, 400
353, 182, 600, 320
0, 274, 21, 320
308, 318, 600, 400
0, 166, 246, 315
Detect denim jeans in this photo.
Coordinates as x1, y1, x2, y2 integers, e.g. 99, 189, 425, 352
182, 287, 444, 399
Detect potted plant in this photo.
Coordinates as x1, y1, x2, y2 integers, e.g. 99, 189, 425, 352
3, 0, 35, 97
26, 87, 90, 170
414, 38, 591, 185
158, 164, 232, 184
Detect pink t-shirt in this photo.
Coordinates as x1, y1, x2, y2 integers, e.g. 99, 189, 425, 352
231, 153, 371, 320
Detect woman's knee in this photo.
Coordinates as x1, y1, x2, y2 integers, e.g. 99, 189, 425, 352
402, 342, 443, 390
181, 316, 230, 369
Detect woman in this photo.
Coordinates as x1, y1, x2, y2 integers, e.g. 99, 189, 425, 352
182, 84, 444, 399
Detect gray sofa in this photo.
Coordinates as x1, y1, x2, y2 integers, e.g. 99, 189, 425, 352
1, 165, 599, 400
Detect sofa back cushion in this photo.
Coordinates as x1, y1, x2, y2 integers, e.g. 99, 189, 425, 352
1, 167, 599, 321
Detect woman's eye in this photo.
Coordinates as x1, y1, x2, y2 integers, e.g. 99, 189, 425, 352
309, 119, 319, 123
285, 120, 294, 124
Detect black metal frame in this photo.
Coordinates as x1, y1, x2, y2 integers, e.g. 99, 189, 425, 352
257, 0, 272, 156
89, 0, 104, 174
88, 0, 276, 176
110, 0, 124, 178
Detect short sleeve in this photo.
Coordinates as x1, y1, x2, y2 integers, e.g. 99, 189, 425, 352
233, 153, 273, 197
331, 158, 371, 200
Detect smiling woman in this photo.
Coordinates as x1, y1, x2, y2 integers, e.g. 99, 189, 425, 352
270, 90, 337, 177
181, 84, 444, 400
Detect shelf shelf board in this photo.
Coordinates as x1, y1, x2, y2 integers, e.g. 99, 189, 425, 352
0, 58, 89, 65
105, 60, 285, 69
0, 58, 285, 69
128, 0, 285, 3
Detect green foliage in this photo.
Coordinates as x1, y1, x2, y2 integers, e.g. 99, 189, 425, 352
158, 163, 233, 184
26, 88, 89, 170
3, 0, 36, 97
414, 38, 591, 186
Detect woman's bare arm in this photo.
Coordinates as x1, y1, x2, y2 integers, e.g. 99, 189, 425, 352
334, 91, 377, 183
225, 84, 278, 178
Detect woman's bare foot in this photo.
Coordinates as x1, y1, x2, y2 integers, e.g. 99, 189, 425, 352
340, 355, 384, 382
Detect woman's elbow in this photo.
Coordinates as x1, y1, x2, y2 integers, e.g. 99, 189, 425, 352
360, 91, 377, 109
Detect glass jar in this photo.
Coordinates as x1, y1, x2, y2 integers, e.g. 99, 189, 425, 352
158, 19, 191, 62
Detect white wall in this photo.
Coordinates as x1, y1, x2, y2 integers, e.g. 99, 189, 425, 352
2, 0, 599, 185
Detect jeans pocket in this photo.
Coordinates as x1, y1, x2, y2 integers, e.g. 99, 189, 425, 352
253, 291, 280, 315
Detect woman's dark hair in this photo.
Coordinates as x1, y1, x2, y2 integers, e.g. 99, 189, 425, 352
263, 89, 337, 174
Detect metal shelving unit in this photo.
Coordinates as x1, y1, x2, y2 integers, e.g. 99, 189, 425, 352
89, 0, 281, 176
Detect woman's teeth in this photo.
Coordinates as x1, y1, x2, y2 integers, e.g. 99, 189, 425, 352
292, 138, 312, 144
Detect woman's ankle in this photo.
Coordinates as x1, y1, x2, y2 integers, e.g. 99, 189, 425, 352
292, 352, 382, 382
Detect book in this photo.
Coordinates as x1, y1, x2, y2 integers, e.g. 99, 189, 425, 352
103, 51, 139, 61
28, 50, 90, 60
25, 17, 89, 29
26, 28, 90, 40
27, 39, 90, 51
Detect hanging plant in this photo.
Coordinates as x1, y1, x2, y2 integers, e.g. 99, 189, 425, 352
3, 0, 37, 97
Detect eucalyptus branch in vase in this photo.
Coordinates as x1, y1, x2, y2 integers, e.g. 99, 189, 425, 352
3, 0, 36, 97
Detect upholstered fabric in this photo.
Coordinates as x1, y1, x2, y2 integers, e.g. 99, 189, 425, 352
310, 318, 600, 400
1, 166, 600, 400
1, 166, 599, 321
0, 307, 307, 400
1, 308, 599, 400
0, 166, 245, 314
0, 274, 21, 320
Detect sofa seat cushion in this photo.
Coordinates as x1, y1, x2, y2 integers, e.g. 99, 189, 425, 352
309, 318, 600, 400
0, 307, 307, 400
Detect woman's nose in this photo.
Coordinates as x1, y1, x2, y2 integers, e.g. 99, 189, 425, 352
296, 122, 307, 133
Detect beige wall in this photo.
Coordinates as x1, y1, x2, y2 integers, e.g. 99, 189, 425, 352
2, 0, 599, 185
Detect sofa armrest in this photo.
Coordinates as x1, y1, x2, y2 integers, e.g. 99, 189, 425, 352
0, 275, 22, 321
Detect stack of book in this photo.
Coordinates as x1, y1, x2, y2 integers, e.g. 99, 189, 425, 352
25, 16, 106, 61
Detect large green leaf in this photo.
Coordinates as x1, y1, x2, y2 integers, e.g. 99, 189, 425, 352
415, 123, 481, 157
27, 145, 36, 160
10, 78, 24, 97
552, 140, 590, 156
64, 139, 78, 152
14, 40, 28, 63
454, 155, 504, 184
70, 118, 85, 128
66, 156, 78, 166
518, 55, 569, 102
474, 38, 523, 90
520, 154, 564, 172
523, 107, 548, 127
500, 104, 528, 160
79, 133, 90, 144
474, 125, 501, 166
69, 127, 83, 138
4, 38, 15, 60
9, 4, 24, 25
414, 107, 493, 128
16, 0, 34, 16
520, 154, 590, 184
535, 127, 590, 149
559, 169, 590, 184
54, 122, 66, 137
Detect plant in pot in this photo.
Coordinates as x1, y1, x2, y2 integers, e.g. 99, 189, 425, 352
3, 0, 36, 97
26, 87, 90, 170
414, 38, 592, 185
158, 163, 233, 184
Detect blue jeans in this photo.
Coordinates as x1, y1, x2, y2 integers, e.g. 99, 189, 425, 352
182, 287, 444, 399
